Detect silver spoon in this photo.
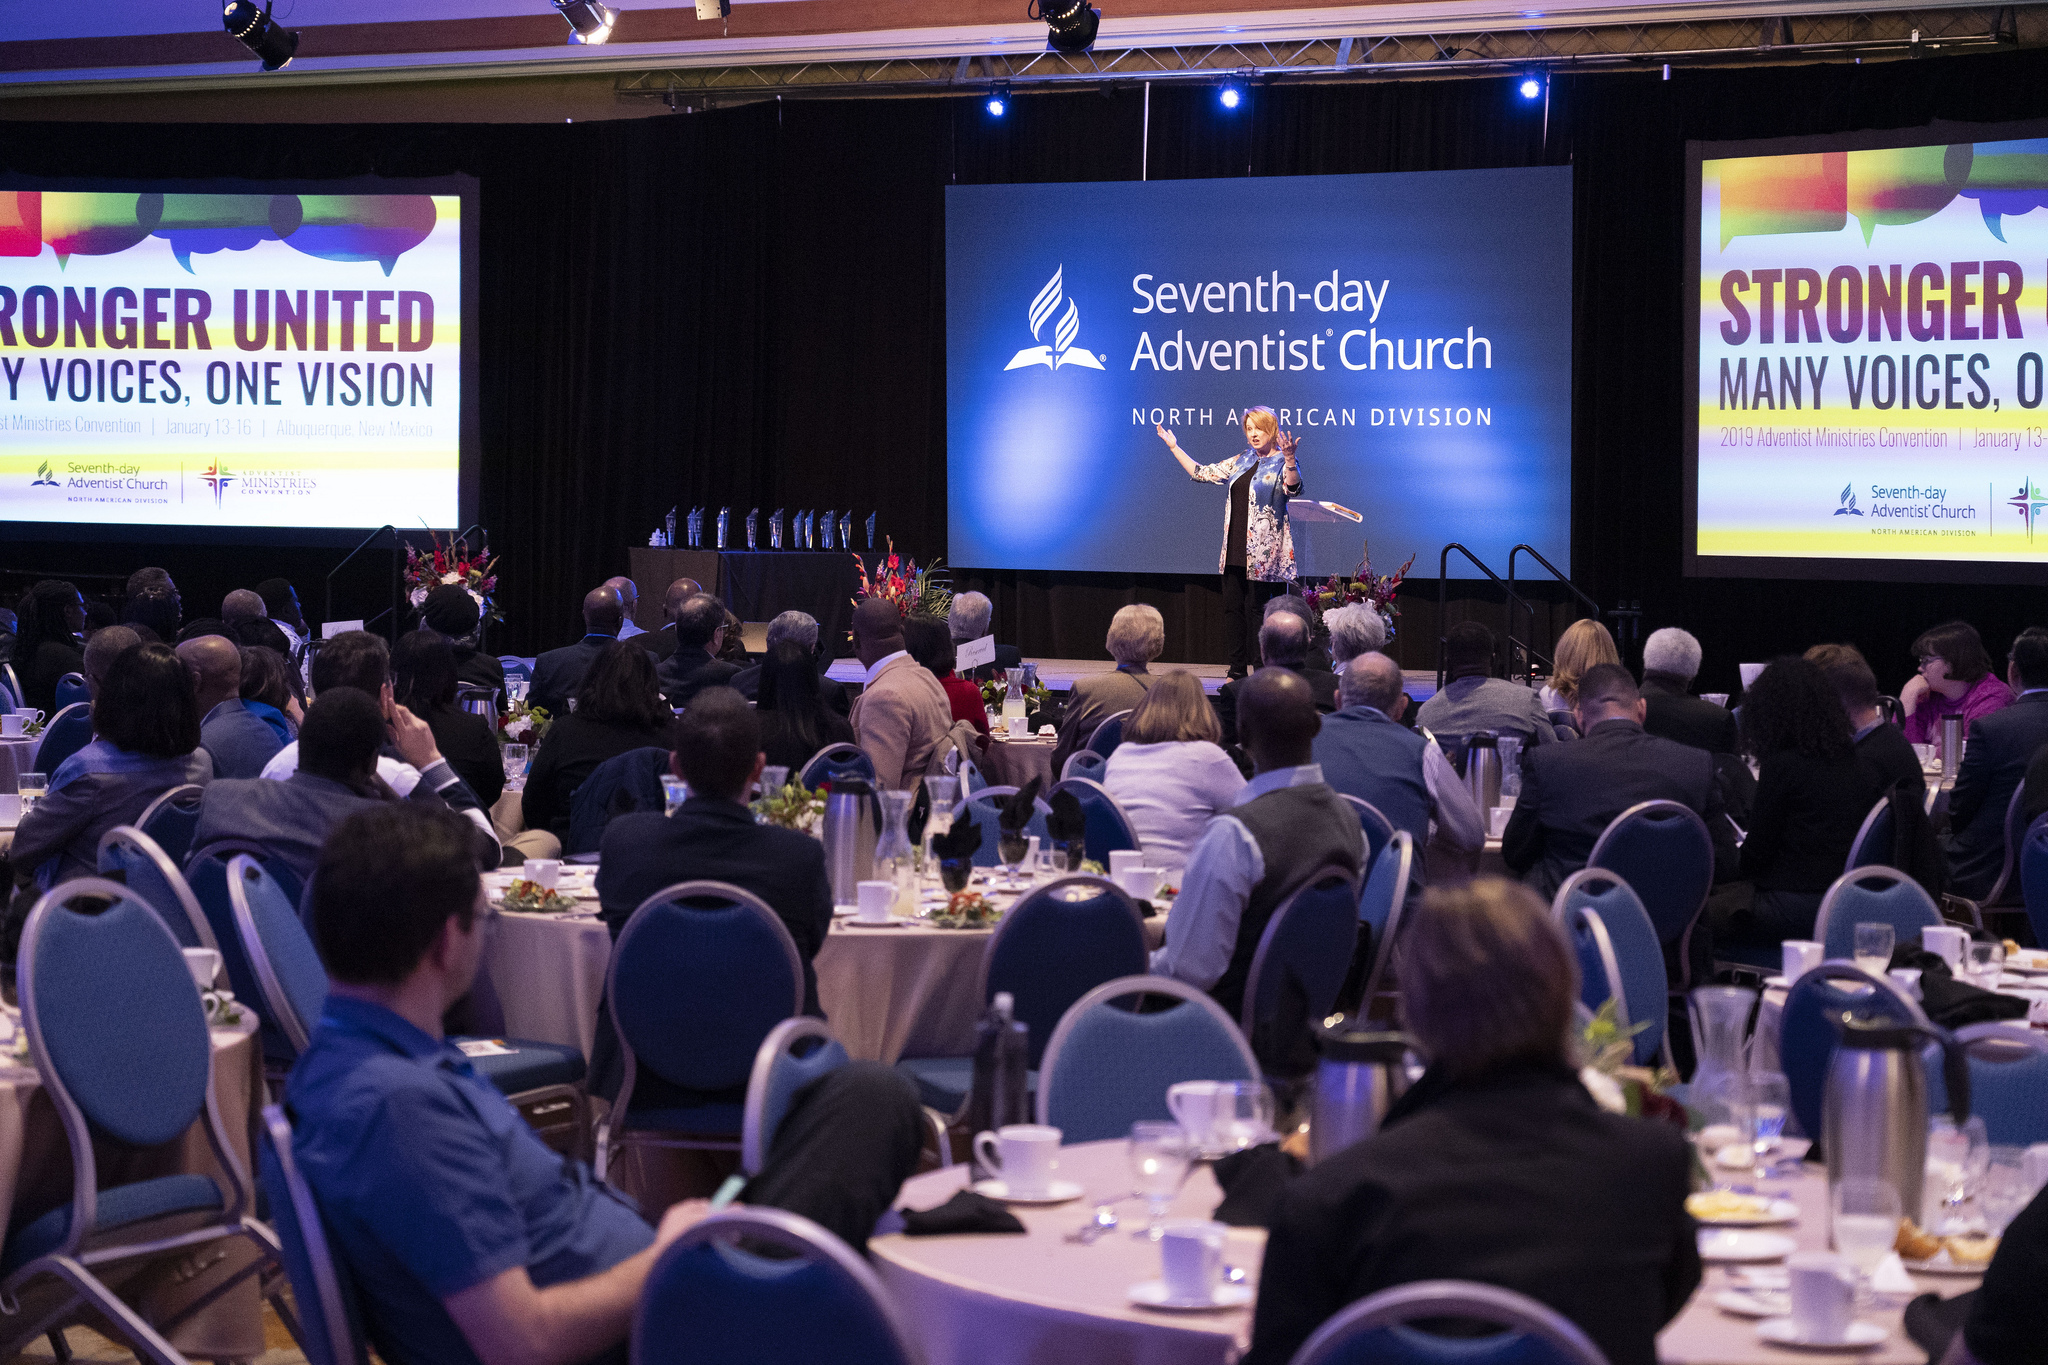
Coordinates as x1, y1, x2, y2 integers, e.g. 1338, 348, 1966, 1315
1065, 1206, 1120, 1243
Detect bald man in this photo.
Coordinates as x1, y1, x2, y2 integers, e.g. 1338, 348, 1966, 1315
530, 586, 625, 718
179, 635, 283, 778
636, 577, 705, 663
1215, 609, 1339, 748
604, 575, 647, 641
1152, 667, 1364, 1052
221, 588, 267, 624
1313, 653, 1483, 882
848, 598, 951, 791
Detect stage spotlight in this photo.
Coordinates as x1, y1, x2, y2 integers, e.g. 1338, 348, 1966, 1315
554, 0, 618, 44
986, 85, 1009, 117
1035, 0, 1100, 54
221, 0, 298, 71
1219, 82, 1242, 109
1518, 73, 1542, 99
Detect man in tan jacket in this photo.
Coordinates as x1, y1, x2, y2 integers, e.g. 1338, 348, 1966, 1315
848, 598, 952, 791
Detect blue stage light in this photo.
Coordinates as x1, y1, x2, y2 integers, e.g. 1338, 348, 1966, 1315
1219, 84, 1242, 109
987, 94, 1006, 116
1518, 74, 1542, 99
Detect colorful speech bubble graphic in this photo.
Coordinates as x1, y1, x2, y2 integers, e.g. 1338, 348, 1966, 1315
149, 193, 304, 272
1842, 143, 1970, 244
1716, 152, 1847, 249
284, 195, 437, 276
39, 192, 162, 266
0, 191, 40, 257
1958, 138, 2048, 242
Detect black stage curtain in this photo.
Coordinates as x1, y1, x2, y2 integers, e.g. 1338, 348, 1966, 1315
8, 55, 2048, 688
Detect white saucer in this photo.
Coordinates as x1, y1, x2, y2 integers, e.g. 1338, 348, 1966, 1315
971, 1178, 1085, 1205
1763, 975, 1788, 988
1756, 1318, 1886, 1350
1902, 1254, 1990, 1277
1128, 1280, 1255, 1312
1691, 1198, 1800, 1227
1698, 1230, 1798, 1263
1715, 1289, 1789, 1319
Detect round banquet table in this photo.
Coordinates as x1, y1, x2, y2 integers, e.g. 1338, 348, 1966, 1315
981, 731, 1058, 792
0, 735, 40, 792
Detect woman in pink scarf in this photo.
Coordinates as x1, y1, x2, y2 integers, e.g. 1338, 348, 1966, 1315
1900, 620, 2012, 744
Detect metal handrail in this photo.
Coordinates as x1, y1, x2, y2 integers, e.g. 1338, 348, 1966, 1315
1435, 544, 1535, 691
1506, 544, 1603, 685
324, 525, 400, 642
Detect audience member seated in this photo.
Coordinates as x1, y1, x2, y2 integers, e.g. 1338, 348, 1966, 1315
524, 642, 673, 846
10, 580, 86, 714
1243, 878, 1700, 1365
393, 631, 505, 809
729, 610, 850, 716
715, 605, 750, 665
82, 600, 118, 637
1322, 603, 1386, 672
177, 618, 232, 645
0, 606, 15, 665
1051, 604, 1164, 776
1415, 621, 1556, 752
1714, 657, 1886, 947
1501, 663, 1733, 897
633, 576, 701, 663
239, 645, 303, 745
1152, 669, 1364, 1016
1314, 653, 1483, 880
849, 598, 951, 791
1902, 619, 2011, 744
1806, 642, 1923, 795
949, 590, 1019, 680
230, 615, 297, 661
1264, 592, 1335, 671
121, 567, 181, 644
1101, 671, 1246, 876
653, 592, 741, 707
80, 624, 140, 699
603, 575, 646, 640
1946, 629, 2048, 899
903, 616, 990, 745
292, 802, 922, 1365
755, 640, 859, 772
1217, 613, 1337, 747
179, 634, 283, 779
1537, 618, 1621, 717
420, 585, 506, 701
530, 586, 626, 718
255, 576, 308, 655
197, 688, 487, 882
7, 640, 210, 892
1639, 626, 1740, 755
221, 588, 268, 628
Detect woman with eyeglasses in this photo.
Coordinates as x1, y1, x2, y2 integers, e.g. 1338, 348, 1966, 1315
1900, 620, 2011, 745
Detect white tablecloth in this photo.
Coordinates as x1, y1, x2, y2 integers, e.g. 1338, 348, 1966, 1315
983, 733, 1057, 792
0, 735, 40, 791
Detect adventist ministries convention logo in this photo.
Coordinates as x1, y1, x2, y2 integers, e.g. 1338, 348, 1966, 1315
30, 461, 58, 487
1833, 484, 1862, 516
1005, 266, 1106, 372
2010, 479, 2048, 542
201, 462, 234, 507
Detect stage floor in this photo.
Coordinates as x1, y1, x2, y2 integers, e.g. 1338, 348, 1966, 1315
824, 655, 1442, 701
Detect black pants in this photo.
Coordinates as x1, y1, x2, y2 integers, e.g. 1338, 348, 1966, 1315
738, 1062, 925, 1251
1220, 567, 1284, 674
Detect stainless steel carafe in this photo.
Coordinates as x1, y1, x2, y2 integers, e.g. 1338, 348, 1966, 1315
1463, 730, 1501, 815
1824, 1010, 1972, 1224
821, 776, 877, 908
1309, 1023, 1417, 1165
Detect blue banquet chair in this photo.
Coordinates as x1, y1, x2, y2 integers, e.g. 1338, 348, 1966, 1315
1240, 865, 1360, 1077
1553, 868, 1666, 1067
1288, 1280, 1609, 1365
256, 1105, 370, 1365
1036, 975, 1260, 1144
1811, 866, 1942, 961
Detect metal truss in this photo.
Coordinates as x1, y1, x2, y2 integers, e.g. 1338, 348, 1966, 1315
614, 4, 2041, 103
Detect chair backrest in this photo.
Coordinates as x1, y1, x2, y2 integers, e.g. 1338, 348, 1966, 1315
1844, 797, 1894, 873
1568, 905, 1627, 1036
1046, 777, 1141, 864
1085, 710, 1131, 758
1779, 961, 1928, 1142
98, 824, 217, 952
799, 742, 877, 792
2022, 814, 2048, 952
231, 855, 331, 1058
1945, 1023, 2048, 1147
138, 782, 207, 865
633, 1207, 923, 1365
1978, 782, 2032, 908
1552, 869, 1664, 1066
983, 875, 1148, 1070
1290, 1279, 1610, 1365
566, 745, 672, 856
1338, 793, 1396, 870
1241, 865, 1360, 1077
1060, 749, 1107, 783
1587, 799, 1715, 953
0, 660, 22, 711
498, 656, 534, 682
1812, 866, 1944, 960
1354, 831, 1415, 1013
609, 881, 804, 1105
257, 1105, 370, 1365
742, 1019, 850, 1178
186, 841, 307, 1065
953, 786, 1052, 867
1036, 975, 1260, 1142
52, 671, 89, 711
31, 701, 93, 776
956, 754, 988, 794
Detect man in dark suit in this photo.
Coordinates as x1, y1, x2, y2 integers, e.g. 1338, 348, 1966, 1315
1807, 642, 1924, 796
948, 590, 1021, 682
1639, 627, 1740, 755
729, 610, 850, 717
1502, 663, 1735, 898
420, 584, 505, 701
655, 592, 741, 707
634, 576, 703, 664
529, 586, 624, 717
1947, 629, 2048, 898
1216, 612, 1338, 748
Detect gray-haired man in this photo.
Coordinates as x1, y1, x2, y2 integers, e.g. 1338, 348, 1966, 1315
731, 610, 850, 716
950, 590, 1021, 681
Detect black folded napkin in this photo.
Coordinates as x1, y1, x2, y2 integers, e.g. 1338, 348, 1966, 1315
1888, 945, 2029, 1028
1210, 1143, 1301, 1228
899, 1189, 1026, 1236
999, 776, 1044, 834
1046, 789, 1085, 848
931, 810, 980, 862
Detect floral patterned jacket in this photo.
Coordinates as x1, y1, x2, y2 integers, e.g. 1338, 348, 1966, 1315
1191, 449, 1301, 582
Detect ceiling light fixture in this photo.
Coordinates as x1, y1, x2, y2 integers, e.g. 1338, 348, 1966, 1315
1033, 0, 1100, 54
554, 0, 618, 44
221, 0, 299, 71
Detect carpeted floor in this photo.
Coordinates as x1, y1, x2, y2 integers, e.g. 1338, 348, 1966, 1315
14, 1302, 311, 1364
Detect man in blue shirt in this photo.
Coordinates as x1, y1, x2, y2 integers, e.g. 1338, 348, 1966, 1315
290, 803, 923, 1365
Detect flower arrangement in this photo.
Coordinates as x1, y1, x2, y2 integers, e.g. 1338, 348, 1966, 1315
1577, 999, 1684, 1125
1303, 544, 1415, 640
977, 675, 1050, 713
926, 890, 1001, 929
752, 781, 826, 834
405, 529, 500, 625
498, 700, 552, 749
852, 539, 952, 624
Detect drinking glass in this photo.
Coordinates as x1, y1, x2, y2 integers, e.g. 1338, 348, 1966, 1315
759, 765, 790, 798
1034, 848, 1060, 881
1831, 1177, 1902, 1279
1966, 940, 2005, 986
1216, 1081, 1277, 1152
506, 677, 529, 704
1927, 1114, 1991, 1228
997, 832, 1029, 886
501, 744, 529, 789
1982, 1148, 2030, 1235
922, 776, 958, 869
660, 775, 688, 816
1127, 1121, 1192, 1239
15, 772, 46, 815
1750, 1071, 1790, 1172
1853, 922, 1895, 976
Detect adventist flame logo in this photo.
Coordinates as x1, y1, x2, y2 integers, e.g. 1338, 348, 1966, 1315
2010, 478, 2048, 541
201, 462, 234, 507
1005, 267, 1106, 371
1833, 484, 1862, 516
30, 461, 58, 487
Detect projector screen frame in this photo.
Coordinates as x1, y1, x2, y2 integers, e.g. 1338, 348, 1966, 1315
0, 171, 480, 549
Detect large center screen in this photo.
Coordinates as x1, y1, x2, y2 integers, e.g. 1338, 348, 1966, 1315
946, 169, 1573, 579
1689, 122, 2048, 580
0, 177, 475, 538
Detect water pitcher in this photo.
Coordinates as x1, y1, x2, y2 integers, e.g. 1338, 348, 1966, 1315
1463, 731, 1500, 814
1309, 1023, 1416, 1165
822, 777, 878, 908
1688, 985, 1756, 1127
1002, 667, 1029, 726
875, 790, 918, 916
1824, 1011, 1971, 1224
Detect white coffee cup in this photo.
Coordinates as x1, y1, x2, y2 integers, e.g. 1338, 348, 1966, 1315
522, 859, 562, 891
1157, 1220, 1227, 1301
1889, 967, 1924, 1000
1738, 663, 1767, 692
856, 879, 896, 924
0, 714, 24, 739
1782, 940, 1823, 982
1488, 807, 1512, 838
1109, 850, 1146, 878
1008, 715, 1031, 737
1786, 1251, 1857, 1342
973, 1123, 1061, 1197
1922, 925, 1967, 969
182, 947, 222, 989
1118, 867, 1163, 901
1167, 1080, 1223, 1145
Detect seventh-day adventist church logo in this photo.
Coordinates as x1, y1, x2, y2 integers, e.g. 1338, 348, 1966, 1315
1834, 484, 1862, 516
31, 461, 58, 487
1005, 267, 1106, 372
